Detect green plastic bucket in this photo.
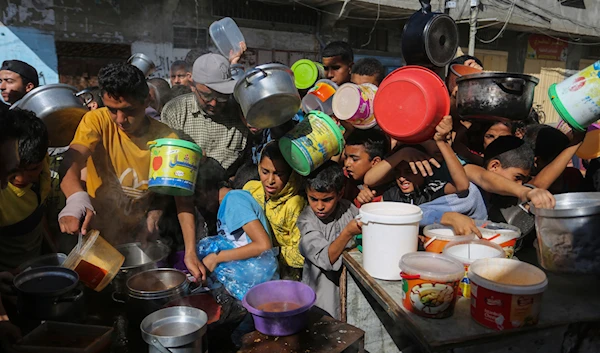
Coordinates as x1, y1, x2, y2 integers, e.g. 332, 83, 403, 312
291, 59, 325, 90
279, 111, 344, 176
148, 138, 202, 196
548, 60, 600, 132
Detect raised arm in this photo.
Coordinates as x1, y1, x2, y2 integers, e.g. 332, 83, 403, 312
530, 132, 585, 190
58, 144, 94, 235
434, 116, 469, 194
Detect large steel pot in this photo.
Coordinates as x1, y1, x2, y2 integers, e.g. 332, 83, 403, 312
234, 63, 301, 129
141, 306, 208, 353
530, 192, 600, 274
14, 266, 85, 321
120, 268, 203, 327
128, 53, 156, 77
11, 84, 88, 147
112, 242, 171, 298
401, 0, 459, 67
456, 72, 539, 121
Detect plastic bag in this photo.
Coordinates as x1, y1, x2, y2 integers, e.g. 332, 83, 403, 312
197, 235, 279, 300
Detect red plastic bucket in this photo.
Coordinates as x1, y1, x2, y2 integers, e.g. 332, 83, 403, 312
374, 66, 450, 143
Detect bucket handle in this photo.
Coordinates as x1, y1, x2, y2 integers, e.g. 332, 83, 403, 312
244, 68, 268, 86
355, 215, 367, 225
150, 338, 174, 353
423, 236, 437, 249
147, 140, 157, 148
111, 291, 127, 304
55, 288, 84, 304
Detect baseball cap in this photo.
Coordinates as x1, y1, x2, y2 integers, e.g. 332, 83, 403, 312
0, 60, 39, 87
192, 53, 237, 94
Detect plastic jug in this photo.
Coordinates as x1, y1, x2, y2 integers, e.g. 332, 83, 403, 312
62, 230, 125, 292
210, 17, 246, 58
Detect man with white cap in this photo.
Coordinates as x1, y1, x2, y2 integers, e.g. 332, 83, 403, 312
161, 54, 248, 171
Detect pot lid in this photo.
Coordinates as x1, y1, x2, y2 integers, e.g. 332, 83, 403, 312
127, 268, 187, 294
291, 60, 320, 89
424, 14, 459, 67
456, 72, 540, 85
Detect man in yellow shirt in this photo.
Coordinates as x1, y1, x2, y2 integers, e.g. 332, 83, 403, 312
58, 63, 207, 281
0, 108, 50, 271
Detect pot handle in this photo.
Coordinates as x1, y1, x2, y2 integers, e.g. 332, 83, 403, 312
189, 281, 210, 294
355, 214, 368, 225
419, 0, 432, 13
111, 291, 127, 304
56, 288, 84, 303
150, 338, 174, 353
493, 78, 525, 95
244, 68, 268, 86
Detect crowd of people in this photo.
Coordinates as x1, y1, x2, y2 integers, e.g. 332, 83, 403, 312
0, 40, 596, 348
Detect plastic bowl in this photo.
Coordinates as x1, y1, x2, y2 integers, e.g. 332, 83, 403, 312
242, 280, 316, 336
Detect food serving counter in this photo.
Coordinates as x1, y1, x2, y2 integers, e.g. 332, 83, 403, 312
341, 249, 600, 353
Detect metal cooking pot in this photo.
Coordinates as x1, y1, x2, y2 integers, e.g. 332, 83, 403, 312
112, 242, 171, 298
141, 306, 208, 353
234, 63, 301, 129
402, 0, 459, 67
119, 268, 204, 327
14, 266, 85, 321
17, 253, 67, 273
456, 72, 539, 121
530, 192, 600, 274
11, 84, 89, 147
128, 53, 156, 77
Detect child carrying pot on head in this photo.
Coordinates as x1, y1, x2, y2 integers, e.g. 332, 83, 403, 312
243, 141, 306, 280
298, 161, 362, 319
363, 115, 470, 205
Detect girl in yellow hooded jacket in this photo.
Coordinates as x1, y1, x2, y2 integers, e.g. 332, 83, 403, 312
244, 141, 306, 280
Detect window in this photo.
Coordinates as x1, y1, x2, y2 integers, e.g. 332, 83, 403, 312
212, 0, 317, 26
173, 27, 208, 49
349, 27, 388, 52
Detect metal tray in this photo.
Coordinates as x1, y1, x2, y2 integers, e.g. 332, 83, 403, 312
15, 321, 113, 353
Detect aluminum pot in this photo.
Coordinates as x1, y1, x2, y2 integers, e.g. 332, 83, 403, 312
119, 268, 203, 327
456, 72, 539, 121
128, 53, 156, 77
401, 0, 459, 67
11, 84, 89, 147
17, 253, 67, 273
141, 306, 208, 353
530, 192, 600, 274
234, 63, 301, 129
14, 266, 85, 321
112, 242, 171, 298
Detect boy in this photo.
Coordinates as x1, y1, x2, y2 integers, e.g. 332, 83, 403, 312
343, 129, 390, 205
0, 108, 51, 271
350, 58, 386, 86
364, 116, 470, 205
322, 41, 354, 86
298, 161, 362, 319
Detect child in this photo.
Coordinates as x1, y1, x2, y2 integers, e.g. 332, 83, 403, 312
350, 58, 386, 86
0, 108, 51, 271
244, 142, 306, 280
364, 116, 470, 205
343, 129, 390, 206
298, 161, 361, 319
322, 41, 354, 86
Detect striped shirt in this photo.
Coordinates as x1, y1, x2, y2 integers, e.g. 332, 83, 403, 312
161, 93, 248, 169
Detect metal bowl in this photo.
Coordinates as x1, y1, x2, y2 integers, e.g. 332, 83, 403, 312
11, 84, 88, 147
530, 192, 600, 274
128, 53, 155, 77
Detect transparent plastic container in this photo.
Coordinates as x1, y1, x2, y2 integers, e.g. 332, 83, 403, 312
62, 230, 125, 292
210, 17, 246, 58
301, 79, 338, 115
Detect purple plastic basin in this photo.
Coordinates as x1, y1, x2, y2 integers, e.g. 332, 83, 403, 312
242, 280, 316, 336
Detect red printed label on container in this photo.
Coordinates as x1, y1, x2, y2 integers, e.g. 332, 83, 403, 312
470, 280, 543, 330
74, 260, 108, 290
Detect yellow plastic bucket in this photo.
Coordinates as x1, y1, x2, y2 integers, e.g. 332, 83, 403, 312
279, 111, 344, 176
148, 138, 202, 196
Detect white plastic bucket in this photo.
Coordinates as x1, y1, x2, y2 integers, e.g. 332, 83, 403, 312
468, 258, 547, 331
549, 60, 600, 131
358, 202, 422, 280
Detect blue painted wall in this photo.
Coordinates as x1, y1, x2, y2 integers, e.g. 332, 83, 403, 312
0, 26, 58, 87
